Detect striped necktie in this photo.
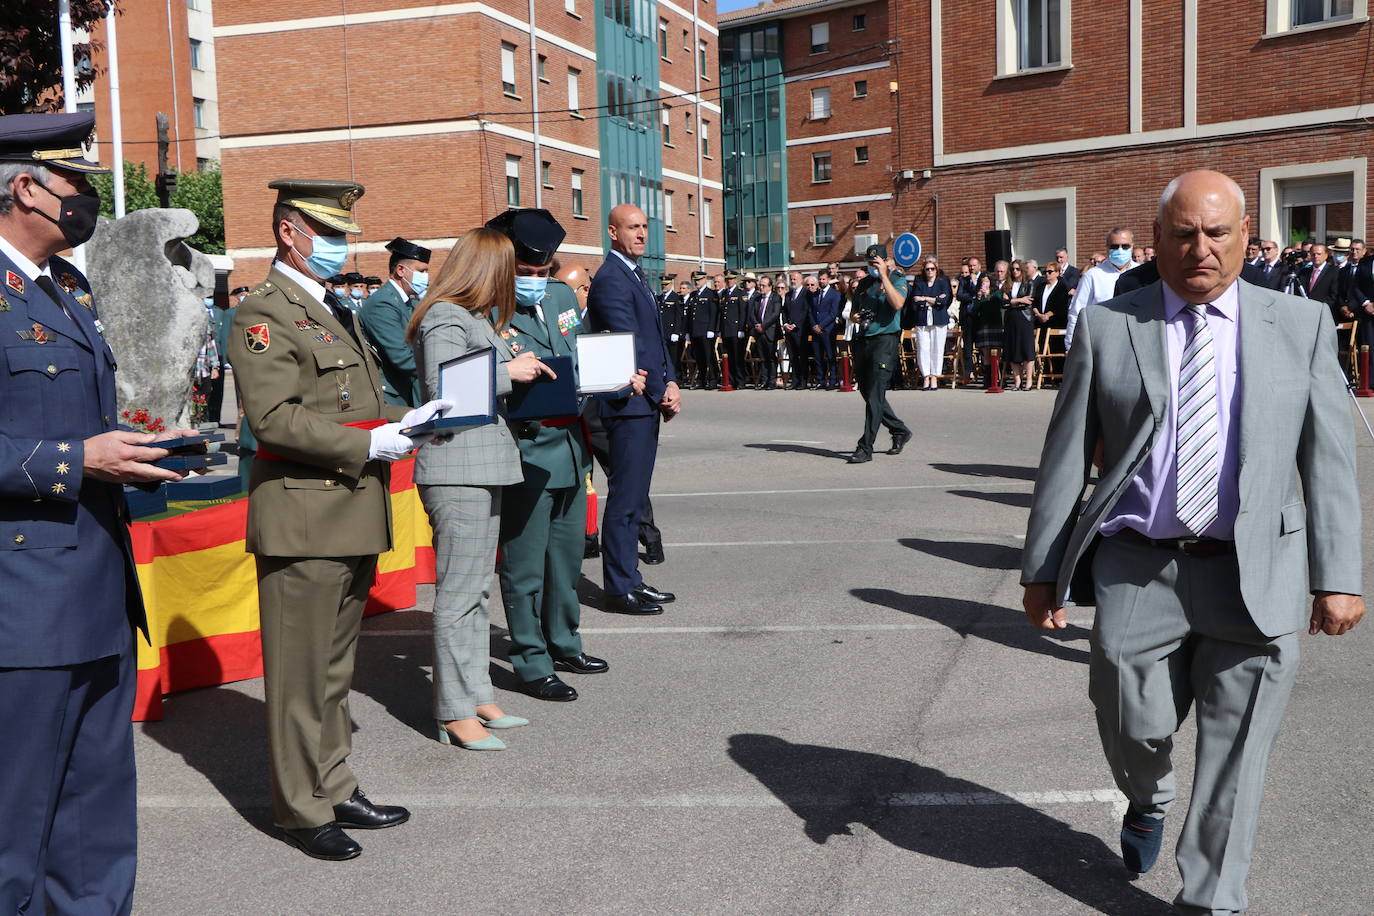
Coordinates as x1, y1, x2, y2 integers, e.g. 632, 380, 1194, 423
1176, 303, 1219, 534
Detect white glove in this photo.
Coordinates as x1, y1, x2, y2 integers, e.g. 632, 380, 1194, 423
706, 331, 715, 339
736, 331, 745, 338
670, 334, 680, 342
368, 423, 417, 461
401, 398, 454, 429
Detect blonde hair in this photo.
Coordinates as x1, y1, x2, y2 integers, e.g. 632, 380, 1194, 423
406, 228, 516, 344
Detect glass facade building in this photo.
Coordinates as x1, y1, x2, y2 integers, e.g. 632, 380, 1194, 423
720, 22, 788, 274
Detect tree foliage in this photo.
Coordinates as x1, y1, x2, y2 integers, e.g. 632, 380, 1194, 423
0, 1, 120, 115
91, 161, 225, 254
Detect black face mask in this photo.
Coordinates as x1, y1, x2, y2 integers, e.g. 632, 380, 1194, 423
33, 179, 102, 248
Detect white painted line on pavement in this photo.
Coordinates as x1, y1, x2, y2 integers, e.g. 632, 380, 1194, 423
656, 482, 1034, 498
665, 537, 895, 548
362, 618, 1096, 637
137, 789, 1123, 810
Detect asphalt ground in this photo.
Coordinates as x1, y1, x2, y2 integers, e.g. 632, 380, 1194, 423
134, 385, 1374, 915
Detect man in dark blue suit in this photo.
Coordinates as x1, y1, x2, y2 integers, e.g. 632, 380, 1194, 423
808, 271, 844, 389
586, 204, 681, 615
0, 112, 187, 915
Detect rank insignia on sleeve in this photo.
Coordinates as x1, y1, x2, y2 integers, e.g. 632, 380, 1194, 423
245, 323, 271, 353
5, 270, 23, 294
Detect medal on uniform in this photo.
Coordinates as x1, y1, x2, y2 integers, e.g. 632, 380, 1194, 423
557, 308, 579, 335
338, 372, 352, 410
5, 270, 23, 294
17, 322, 50, 343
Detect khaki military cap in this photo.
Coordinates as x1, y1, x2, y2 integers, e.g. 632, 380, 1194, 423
269, 178, 365, 234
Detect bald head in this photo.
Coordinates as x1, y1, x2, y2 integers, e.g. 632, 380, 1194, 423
608, 204, 648, 260
555, 262, 591, 311
1154, 170, 1250, 303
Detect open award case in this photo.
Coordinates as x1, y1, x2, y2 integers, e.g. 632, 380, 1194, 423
400, 347, 498, 437
505, 355, 579, 420
576, 331, 637, 399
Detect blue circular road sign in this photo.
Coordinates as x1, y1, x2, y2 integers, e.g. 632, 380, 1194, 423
893, 232, 922, 268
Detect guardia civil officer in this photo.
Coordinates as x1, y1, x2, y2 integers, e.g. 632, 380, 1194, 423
685, 270, 719, 388
229, 180, 451, 861
359, 236, 430, 406
719, 271, 751, 389
847, 244, 913, 463
0, 112, 189, 914
488, 209, 646, 701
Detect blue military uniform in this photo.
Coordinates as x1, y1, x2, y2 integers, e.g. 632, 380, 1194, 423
0, 112, 142, 915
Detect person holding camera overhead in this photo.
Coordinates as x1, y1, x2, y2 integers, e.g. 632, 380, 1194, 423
846, 244, 913, 463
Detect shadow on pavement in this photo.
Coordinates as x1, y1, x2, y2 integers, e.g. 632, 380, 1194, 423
851, 588, 1090, 664
948, 488, 1033, 509
743, 442, 850, 460
930, 462, 1039, 481
899, 536, 1021, 570
727, 734, 1172, 915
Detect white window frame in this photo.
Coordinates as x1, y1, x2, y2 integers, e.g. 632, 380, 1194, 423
1258, 157, 1367, 249
703, 197, 713, 236
852, 12, 866, 30
687, 193, 696, 215
810, 21, 830, 53
505, 155, 521, 207
665, 189, 675, 229
993, 185, 1077, 265
193, 97, 206, 129
854, 145, 869, 164
571, 169, 585, 217
810, 87, 831, 120
542, 161, 553, 188
189, 38, 203, 70
813, 215, 834, 245
996, 0, 1073, 77
659, 18, 670, 59
698, 40, 709, 77
565, 0, 577, 15
853, 79, 868, 98
1264, 0, 1366, 35
662, 105, 672, 145
501, 42, 518, 96
701, 119, 711, 158
567, 68, 581, 113
811, 151, 832, 183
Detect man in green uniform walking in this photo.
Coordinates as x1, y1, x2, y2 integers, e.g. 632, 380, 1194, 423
847, 243, 913, 463
359, 237, 430, 406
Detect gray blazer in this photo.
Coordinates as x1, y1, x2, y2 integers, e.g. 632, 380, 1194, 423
1021, 279, 1361, 638
413, 301, 523, 487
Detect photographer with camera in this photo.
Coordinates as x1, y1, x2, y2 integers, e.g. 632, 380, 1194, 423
1278, 247, 1311, 298
846, 244, 913, 463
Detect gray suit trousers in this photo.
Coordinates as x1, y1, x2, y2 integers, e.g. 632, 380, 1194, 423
420, 484, 501, 721
1090, 535, 1298, 914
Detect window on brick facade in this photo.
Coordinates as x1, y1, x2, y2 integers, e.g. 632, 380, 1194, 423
852, 12, 866, 30
703, 198, 713, 236
812, 151, 832, 182
538, 55, 547, 81
565, 0, 576, 14
571, 169, 585, 217
810, 22, 829, 53
856, 210, 870, 225
186, 0, 197, 9
193, 98, 206, 128
701, 120, 711, 158
1293, 0, 1354, 23
665, 190, 675, 228
506, 156, 520, 206
189, 39, 203, 70
855, 145, 869, 163
542, 161, 552, 188
853, 79, 867, 98
683, 28, 690, 50
1011, 0, 1063, 71
810, 87, 831, 119
568, 69, 581, 113
687, 193, 696, 215
659, 18, 670, 58
685, 110, 694, 133
501, 43, 517, 95
698, 40, 709, 76
662, 105, 672, 145
813, 215, 834, 245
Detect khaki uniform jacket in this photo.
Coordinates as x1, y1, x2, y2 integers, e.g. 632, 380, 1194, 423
228, 266, 407, 558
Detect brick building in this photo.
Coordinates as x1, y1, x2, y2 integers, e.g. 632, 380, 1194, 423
724, 0, 1374, 272
720, 0, 896, 273
77, 0, 221, 174
212, 1, 724, 285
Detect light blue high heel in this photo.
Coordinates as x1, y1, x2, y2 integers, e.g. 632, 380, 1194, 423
479, 715, 530, 730
436, 722, 506, 751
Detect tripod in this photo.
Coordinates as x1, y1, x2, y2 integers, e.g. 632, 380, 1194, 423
1348, 384, 1374, 443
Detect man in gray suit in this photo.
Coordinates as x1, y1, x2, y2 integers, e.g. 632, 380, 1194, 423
1021, 170, 1363, 914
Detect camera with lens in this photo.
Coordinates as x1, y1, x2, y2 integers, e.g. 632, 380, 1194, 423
853, 308, 876, 334
1282, 249, 1308, 267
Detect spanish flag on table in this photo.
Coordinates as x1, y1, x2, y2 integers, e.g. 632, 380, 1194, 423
128, 457, 435, 721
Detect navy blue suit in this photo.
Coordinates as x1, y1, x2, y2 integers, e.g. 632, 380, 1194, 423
0, 246, 142, 914
807, 285, 843, 387
586, 252, 675, 595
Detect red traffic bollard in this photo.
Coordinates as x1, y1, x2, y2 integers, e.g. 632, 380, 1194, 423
1358, 347, 1374, 397
719, 354, 735, 392
839, 353, 855, 392
986, 349, 1004, 394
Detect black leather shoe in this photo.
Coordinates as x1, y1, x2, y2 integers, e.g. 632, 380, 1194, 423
281, 824, 361, 861
847, 451, 872, 464
633, 583, 675, 604
604, 593, 664, 615
1120, 808, 1165, 874
584, 533, 601, 559
332, 788, 409, 830
555, 653, 609, 674
642, 541, 665, 564
522, 674, 578, 700
887, 430, 912, 455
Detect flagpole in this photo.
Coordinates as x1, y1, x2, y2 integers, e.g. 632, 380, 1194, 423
57, 0, 88, 271
106, 3, 125, 218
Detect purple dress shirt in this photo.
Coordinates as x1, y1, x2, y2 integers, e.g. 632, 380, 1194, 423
1100, 280, 1243, 540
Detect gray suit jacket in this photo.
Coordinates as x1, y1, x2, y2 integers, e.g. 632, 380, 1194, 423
1022, 279, 1361, 638
413, 301, 523, 487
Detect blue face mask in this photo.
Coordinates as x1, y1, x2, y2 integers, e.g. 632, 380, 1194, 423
515, 275, 548, 307
408, 268, 429, 299
1335, 253, 1348, 266
1108, 247, 1132, 267
349, 287, 365, 300
297, 227, 349, 280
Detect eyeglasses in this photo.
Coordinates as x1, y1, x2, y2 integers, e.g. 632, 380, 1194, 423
1260, 245, 1276, 252
1109, 243, 1133, 250
1044, 267, 1058, 273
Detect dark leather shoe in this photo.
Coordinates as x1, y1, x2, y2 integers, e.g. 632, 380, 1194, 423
281, 824, 361, 861
633, 583, 675, 604
584, 533, 601, 559
523, 674, 578, 701
642, 541, 665, 564
604, 593, 664, 615
1120, 808, 1165, 874
887, 430, 912, 455
332, 788, 409, 830
555, 653, 609, 674
847, 451, 872, 464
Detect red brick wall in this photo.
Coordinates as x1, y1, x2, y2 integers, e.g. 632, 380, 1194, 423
1140, 0, 1183, 132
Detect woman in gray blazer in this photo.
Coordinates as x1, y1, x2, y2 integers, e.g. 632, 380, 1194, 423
407, 229, 555, 750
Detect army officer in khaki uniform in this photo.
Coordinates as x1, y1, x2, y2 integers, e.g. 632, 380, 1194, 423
229, 180, 450, 861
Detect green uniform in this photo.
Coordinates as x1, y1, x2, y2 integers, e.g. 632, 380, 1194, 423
358, 279, 420, 407
497, 280, 592, 681
852, 270, 911, 456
